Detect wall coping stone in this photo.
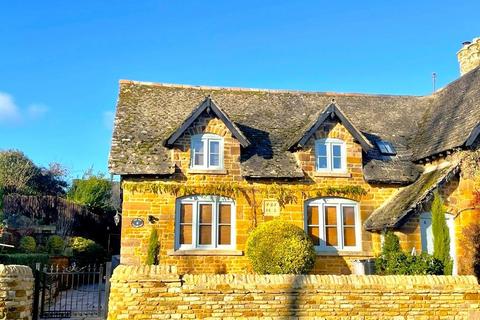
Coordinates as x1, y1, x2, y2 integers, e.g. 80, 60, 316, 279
111, 265, 479, 289
0, 264, 33, 278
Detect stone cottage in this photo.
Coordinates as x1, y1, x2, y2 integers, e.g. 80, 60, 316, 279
109, 38, 480, 275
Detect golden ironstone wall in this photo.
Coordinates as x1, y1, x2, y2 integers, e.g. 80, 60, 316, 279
0, 265, 34, 320
107, 265, 480, 320
119, 117, 399, 274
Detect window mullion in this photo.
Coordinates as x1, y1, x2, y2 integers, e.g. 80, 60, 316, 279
204, 139, 209, 169
320, 203, 325, 249
328, 142, 333, 171
213, 200, 218, 248
193, 202, 198, 248
175, 204, 180, 249
338, 204, 343, 250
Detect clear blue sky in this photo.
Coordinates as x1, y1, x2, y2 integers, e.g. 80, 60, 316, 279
0, 1, 479, 178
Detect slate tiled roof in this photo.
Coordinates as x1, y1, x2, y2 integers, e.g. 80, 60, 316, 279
109, 66, 480, 183
364, 162, 460, 231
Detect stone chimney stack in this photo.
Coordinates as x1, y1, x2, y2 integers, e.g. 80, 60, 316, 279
457, 37, 480, 75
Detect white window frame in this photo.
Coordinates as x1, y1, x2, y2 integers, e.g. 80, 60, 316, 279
305, 197, 362, 252
315, 138, 347, 173
190, 134, 224, 170
175, 195, 236, 250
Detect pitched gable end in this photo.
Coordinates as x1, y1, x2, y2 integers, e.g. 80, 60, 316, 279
164, 96, 251, 148
290, 103, 373, 152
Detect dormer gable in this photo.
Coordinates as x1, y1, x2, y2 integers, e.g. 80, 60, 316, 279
289, 102, 373, 153
164, 96, 250, 148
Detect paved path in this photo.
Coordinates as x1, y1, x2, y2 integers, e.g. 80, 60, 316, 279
40, 283, 106, 320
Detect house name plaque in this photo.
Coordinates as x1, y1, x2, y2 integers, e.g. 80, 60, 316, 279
262, 199, 280, 216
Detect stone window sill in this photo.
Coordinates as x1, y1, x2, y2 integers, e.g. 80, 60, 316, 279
315, 251, 373, 257
313, 172, 352, 178
187, 169, 227, 175
167, 249, 243, 256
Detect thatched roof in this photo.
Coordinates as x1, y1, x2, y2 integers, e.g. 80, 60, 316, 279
364, 163, 460, 231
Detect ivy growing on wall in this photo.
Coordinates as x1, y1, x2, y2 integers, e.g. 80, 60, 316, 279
123, 180, 367, 207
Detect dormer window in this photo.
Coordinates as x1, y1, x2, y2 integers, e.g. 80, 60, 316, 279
376, 140, 396, 155
315, 138, 346, 172
191, 134, 224, 169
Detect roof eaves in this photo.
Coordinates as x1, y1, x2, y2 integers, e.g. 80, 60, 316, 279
364, 162, 460, 231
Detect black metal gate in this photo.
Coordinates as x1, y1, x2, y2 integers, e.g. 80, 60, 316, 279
33, 262, 112, 319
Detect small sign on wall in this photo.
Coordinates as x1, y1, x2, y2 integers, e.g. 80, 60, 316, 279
131, 218, 144, 228
262, 199, 280, 216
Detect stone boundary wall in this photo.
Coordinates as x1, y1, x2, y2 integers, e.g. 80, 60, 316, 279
108, 266, 480, 319
0, 265, 34, 320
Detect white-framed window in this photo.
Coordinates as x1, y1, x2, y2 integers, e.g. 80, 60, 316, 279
190, 134, 224, 170
315, 138, 347, 173
175, 195, 235, 250
305, 197, 361, 252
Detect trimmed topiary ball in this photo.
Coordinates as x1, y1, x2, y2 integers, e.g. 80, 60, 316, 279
47, 235, 65, 255
246, 220, 316, 274
19, 236, 36, 253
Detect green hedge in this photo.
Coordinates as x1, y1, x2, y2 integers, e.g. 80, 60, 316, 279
0, 253, 49, 268
375, 231, 444, 275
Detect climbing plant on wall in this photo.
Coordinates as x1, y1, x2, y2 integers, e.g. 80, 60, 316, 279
431, 191, 453, 275
123, 181, 367, 207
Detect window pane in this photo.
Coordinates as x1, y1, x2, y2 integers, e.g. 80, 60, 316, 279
324, 206, 337, 225
210, 141, 220, 154
325, 227, 338, 246
333, 156, 342, 169
325, 206, 338, 246
194, 153, 204, 166
307, 206, 319, 225
193, 139, 204, 152
199, 225, 212, 245
308, 226, 320, 245
332, 144, 342, 157
192, 140, 204, 166
317, 156, 328, 169
180, 225, 192, 245
219, 204, 231, 224
343, 227, 356, 246
343, 206, 355, 225
180, 204, 192, 223
317, 143, 327, 156
209, 141, 220, 166
199, 204, 212, 223
218, 225, 231, 245
209, 154, 220, 166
